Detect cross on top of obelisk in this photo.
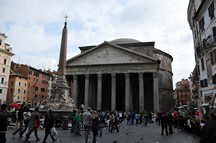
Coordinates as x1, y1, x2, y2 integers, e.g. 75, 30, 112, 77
64, 15, 68, 25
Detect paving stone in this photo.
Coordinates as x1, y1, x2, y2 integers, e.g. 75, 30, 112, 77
6, 123, 199, 143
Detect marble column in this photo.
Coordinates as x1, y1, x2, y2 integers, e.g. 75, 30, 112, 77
125, 73, 130, 112
84, 74, 89, 107
139, 73, 144, 112
153, 72, 159, 112
72, 75, 78, 106
111, 73, 116, 111
97, 74, 102, 110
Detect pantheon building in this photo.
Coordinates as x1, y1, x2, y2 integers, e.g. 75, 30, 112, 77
66, 38, 174, 112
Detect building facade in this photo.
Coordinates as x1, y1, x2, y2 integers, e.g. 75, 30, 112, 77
0, 33, 14, 104
66, 38, 174, 112
11, 62, 52, 106
175, 79, 192, 106
188, 0, 216, 105
7, 72, 28, 104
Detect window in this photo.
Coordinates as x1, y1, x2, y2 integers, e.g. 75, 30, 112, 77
200, 79, 208, 87
34, 71, 39, 77
197, 65, 200, 75
199, 17, 205, 31
201, 58, 205, 70
1, 78, 4, 84
208, 2, 215, 19
0, 40, 2, 45
213, 27, 216, 40
212, 74, 216, 84
24, 90, 26, 94
35, 94, 38, 98
41, 88, 45, 92
2, 68, 5, 73
19, 82, 21, 86
211, 52, 214, 64
35, 86, 38, 91
0, 89, 2, 94
18, 89, 20, 93
4, 59, 6, 65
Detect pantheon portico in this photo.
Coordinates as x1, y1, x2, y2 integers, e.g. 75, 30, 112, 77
66, 39, 174, 112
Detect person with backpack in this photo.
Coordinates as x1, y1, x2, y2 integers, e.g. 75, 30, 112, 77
20, 106, 31, 138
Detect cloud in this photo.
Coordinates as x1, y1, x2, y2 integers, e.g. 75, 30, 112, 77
0, 0, 194, 86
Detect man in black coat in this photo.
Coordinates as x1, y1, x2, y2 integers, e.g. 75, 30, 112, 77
161, 112, 169, 136
12, 103, 25, 136
200, 109, 216, 143
0, 104, 9, 143
42, 110, 56, 143
167, 112, 173, 134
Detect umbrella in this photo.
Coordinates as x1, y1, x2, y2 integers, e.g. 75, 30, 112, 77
9, 104, 21, 108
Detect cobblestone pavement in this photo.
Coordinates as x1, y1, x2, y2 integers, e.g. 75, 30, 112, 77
7, 123, 199, 143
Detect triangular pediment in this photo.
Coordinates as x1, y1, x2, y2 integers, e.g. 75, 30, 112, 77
67, 42, 157, 66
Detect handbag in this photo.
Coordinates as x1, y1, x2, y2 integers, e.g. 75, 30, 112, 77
51, 127, 58, 139
34, 119, 40, 128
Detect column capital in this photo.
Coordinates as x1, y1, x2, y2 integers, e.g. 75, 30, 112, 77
138, 73, 143, 77
97, 74, 102, 79
125, 73, 130, 78
85, 74, 90, 79
153, 72, 158, 78
111, 73, 116, 78
73, 75, 78, 80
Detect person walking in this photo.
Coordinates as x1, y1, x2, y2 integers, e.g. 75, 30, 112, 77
143, 111, 148, 126
111, 113, 119, 133
83, 109, 92, 143
42, 110, 56, 143
20, 106, 31, 138
74, 110, 81, 136
161, 112, 169, 136
98, 111, 106, 137
91, 111, 99, 143
0, 104, 9, 143
12, 103, 25, 136
167, 112, 174, 134
70, 110, 76, 133
200, 109, 216, 143
25, 107, 40, 142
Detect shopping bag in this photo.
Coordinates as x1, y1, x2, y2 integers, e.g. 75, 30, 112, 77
51, 127, 58, 139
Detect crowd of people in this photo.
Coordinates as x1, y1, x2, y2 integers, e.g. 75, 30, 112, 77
0, 102, 216, 143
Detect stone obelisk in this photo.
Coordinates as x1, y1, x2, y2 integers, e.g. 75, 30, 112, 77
58, 17, 67, 75
46, 17, 74, 110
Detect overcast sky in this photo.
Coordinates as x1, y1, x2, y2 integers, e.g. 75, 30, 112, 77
0, 0, 194, 86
